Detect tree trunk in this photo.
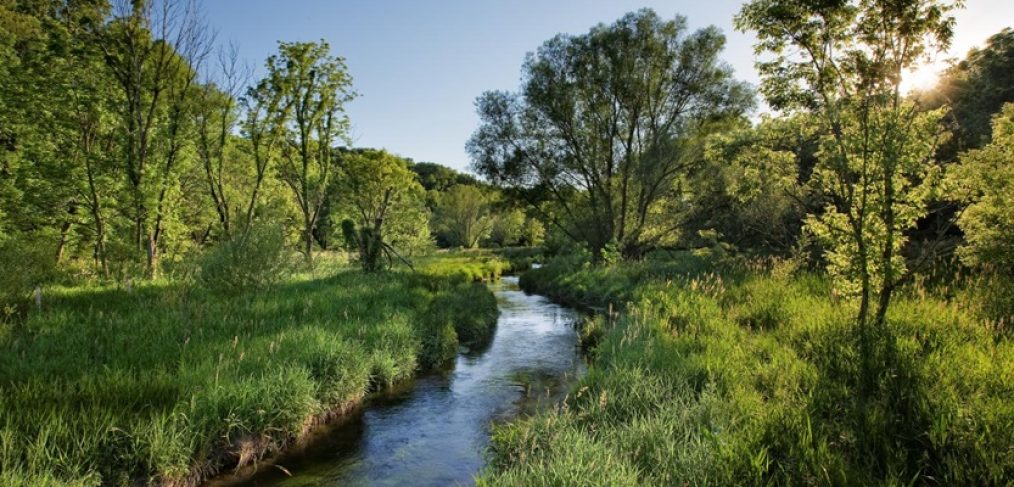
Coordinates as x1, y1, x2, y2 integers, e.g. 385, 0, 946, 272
303, 217, 314, 265
854, 218, 874, 397
94, 224, 109, 279
55, 220, 73, 263
84, 154, 108, 278
146, 232, 159, 279
360, 226, 383, 272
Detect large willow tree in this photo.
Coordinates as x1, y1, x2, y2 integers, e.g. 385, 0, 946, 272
468, 9, 752, 258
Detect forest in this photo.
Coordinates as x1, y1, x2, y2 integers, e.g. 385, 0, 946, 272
1, 0, 1012, 486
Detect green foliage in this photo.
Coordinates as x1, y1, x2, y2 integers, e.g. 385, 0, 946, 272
484, 254, 1014, 485
409, 161, 479, 192
488, 208, 526, 247
416, 251, 513, 283
520, 217, 545, 247
469, 8, 753, 258
950, 103, 1014, 275
690, 115, 815, 253
257, 40, 356, 262
924, 27, 1014, 157
806, 105, 947, 299
334, 149, 430, 271
196, 224, 294, 294
737, 0, 957, 334
432, 184, 494, 249
0, 235, 58, 321
599, 239, 621, 267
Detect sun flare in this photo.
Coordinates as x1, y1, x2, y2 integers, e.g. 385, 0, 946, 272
901, 59, 947, 93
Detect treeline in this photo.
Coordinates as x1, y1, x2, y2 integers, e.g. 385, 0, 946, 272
470, 6, 1014, 323
0, 0, 538, 308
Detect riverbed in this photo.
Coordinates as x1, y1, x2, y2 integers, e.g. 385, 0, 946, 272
208, 275, 584, 486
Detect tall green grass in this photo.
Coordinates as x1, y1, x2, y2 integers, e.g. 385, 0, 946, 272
481, 254, 1014, 485
0, 257, 499, 486
415, 249, 514, 282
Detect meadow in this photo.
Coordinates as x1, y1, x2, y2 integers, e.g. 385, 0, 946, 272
479, 252, 1014, 485
0, 254, 505, 487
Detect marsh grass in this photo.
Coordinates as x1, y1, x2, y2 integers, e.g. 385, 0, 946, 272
481, 253, 1014, 485
0, 255, 501, 486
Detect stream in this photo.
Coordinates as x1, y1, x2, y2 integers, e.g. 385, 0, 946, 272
209, 275, 584, 486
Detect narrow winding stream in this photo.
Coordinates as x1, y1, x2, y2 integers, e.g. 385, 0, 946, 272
211, 275, 584, 486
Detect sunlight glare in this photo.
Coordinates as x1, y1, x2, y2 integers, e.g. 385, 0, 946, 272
900, 59, 946, 93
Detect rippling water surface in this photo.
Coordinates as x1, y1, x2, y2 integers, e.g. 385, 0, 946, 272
211, 276, 584, 487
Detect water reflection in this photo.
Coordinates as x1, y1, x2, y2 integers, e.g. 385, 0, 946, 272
212, 276, 584, 487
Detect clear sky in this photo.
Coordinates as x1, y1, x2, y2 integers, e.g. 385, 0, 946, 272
204, 1, 1014, 172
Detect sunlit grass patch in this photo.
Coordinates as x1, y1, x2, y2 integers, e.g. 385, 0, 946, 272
0, 255, 500, 486
480, 253, 1014, 485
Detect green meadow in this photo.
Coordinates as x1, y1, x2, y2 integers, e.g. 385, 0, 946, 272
479, 253, 1014, 485
0, 255, 504, 487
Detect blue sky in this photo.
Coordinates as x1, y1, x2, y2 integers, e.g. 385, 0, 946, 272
205, 1, 1014, 172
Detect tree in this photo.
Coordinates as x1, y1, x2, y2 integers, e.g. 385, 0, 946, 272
0, 0, 115, 275
489, 208, 526, 247
410, 161, 478, 192
0, 3, 43, 239
335, 150, 427, 272
737, 0, 958, 380
195, 44, 247, 238
256, 40, 355, 264
241, 61, 288, 233
521, 217, 545, 247
432, 184, 494, 249
949, 103, 1014, 275
688, 115, 817, 254
469, 9, 752, 259
925, 28, 1014, 158
99, 0, 211, 277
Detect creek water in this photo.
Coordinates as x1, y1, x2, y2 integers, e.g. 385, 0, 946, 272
209, 275, 584, 486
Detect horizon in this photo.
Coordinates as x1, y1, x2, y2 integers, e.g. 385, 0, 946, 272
205, 1, 1014, 173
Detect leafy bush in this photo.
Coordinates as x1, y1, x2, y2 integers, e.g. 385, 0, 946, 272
0, 236, 58, 322
951, 103, 1014, 276
197, 225, 294, 293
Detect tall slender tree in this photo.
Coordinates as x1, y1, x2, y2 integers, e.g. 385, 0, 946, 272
196, 44, 247, 238
255, 40, 355, 264
737, 0, 959, 384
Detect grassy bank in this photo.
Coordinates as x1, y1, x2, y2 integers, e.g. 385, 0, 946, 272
417, 251, 514, 282
0, 258, 499, 487
481, 253, 1014, 485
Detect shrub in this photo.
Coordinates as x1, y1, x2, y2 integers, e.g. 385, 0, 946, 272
0, 236, 58, 322
197, 225, 294, 293
951, 104, 1014, 276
